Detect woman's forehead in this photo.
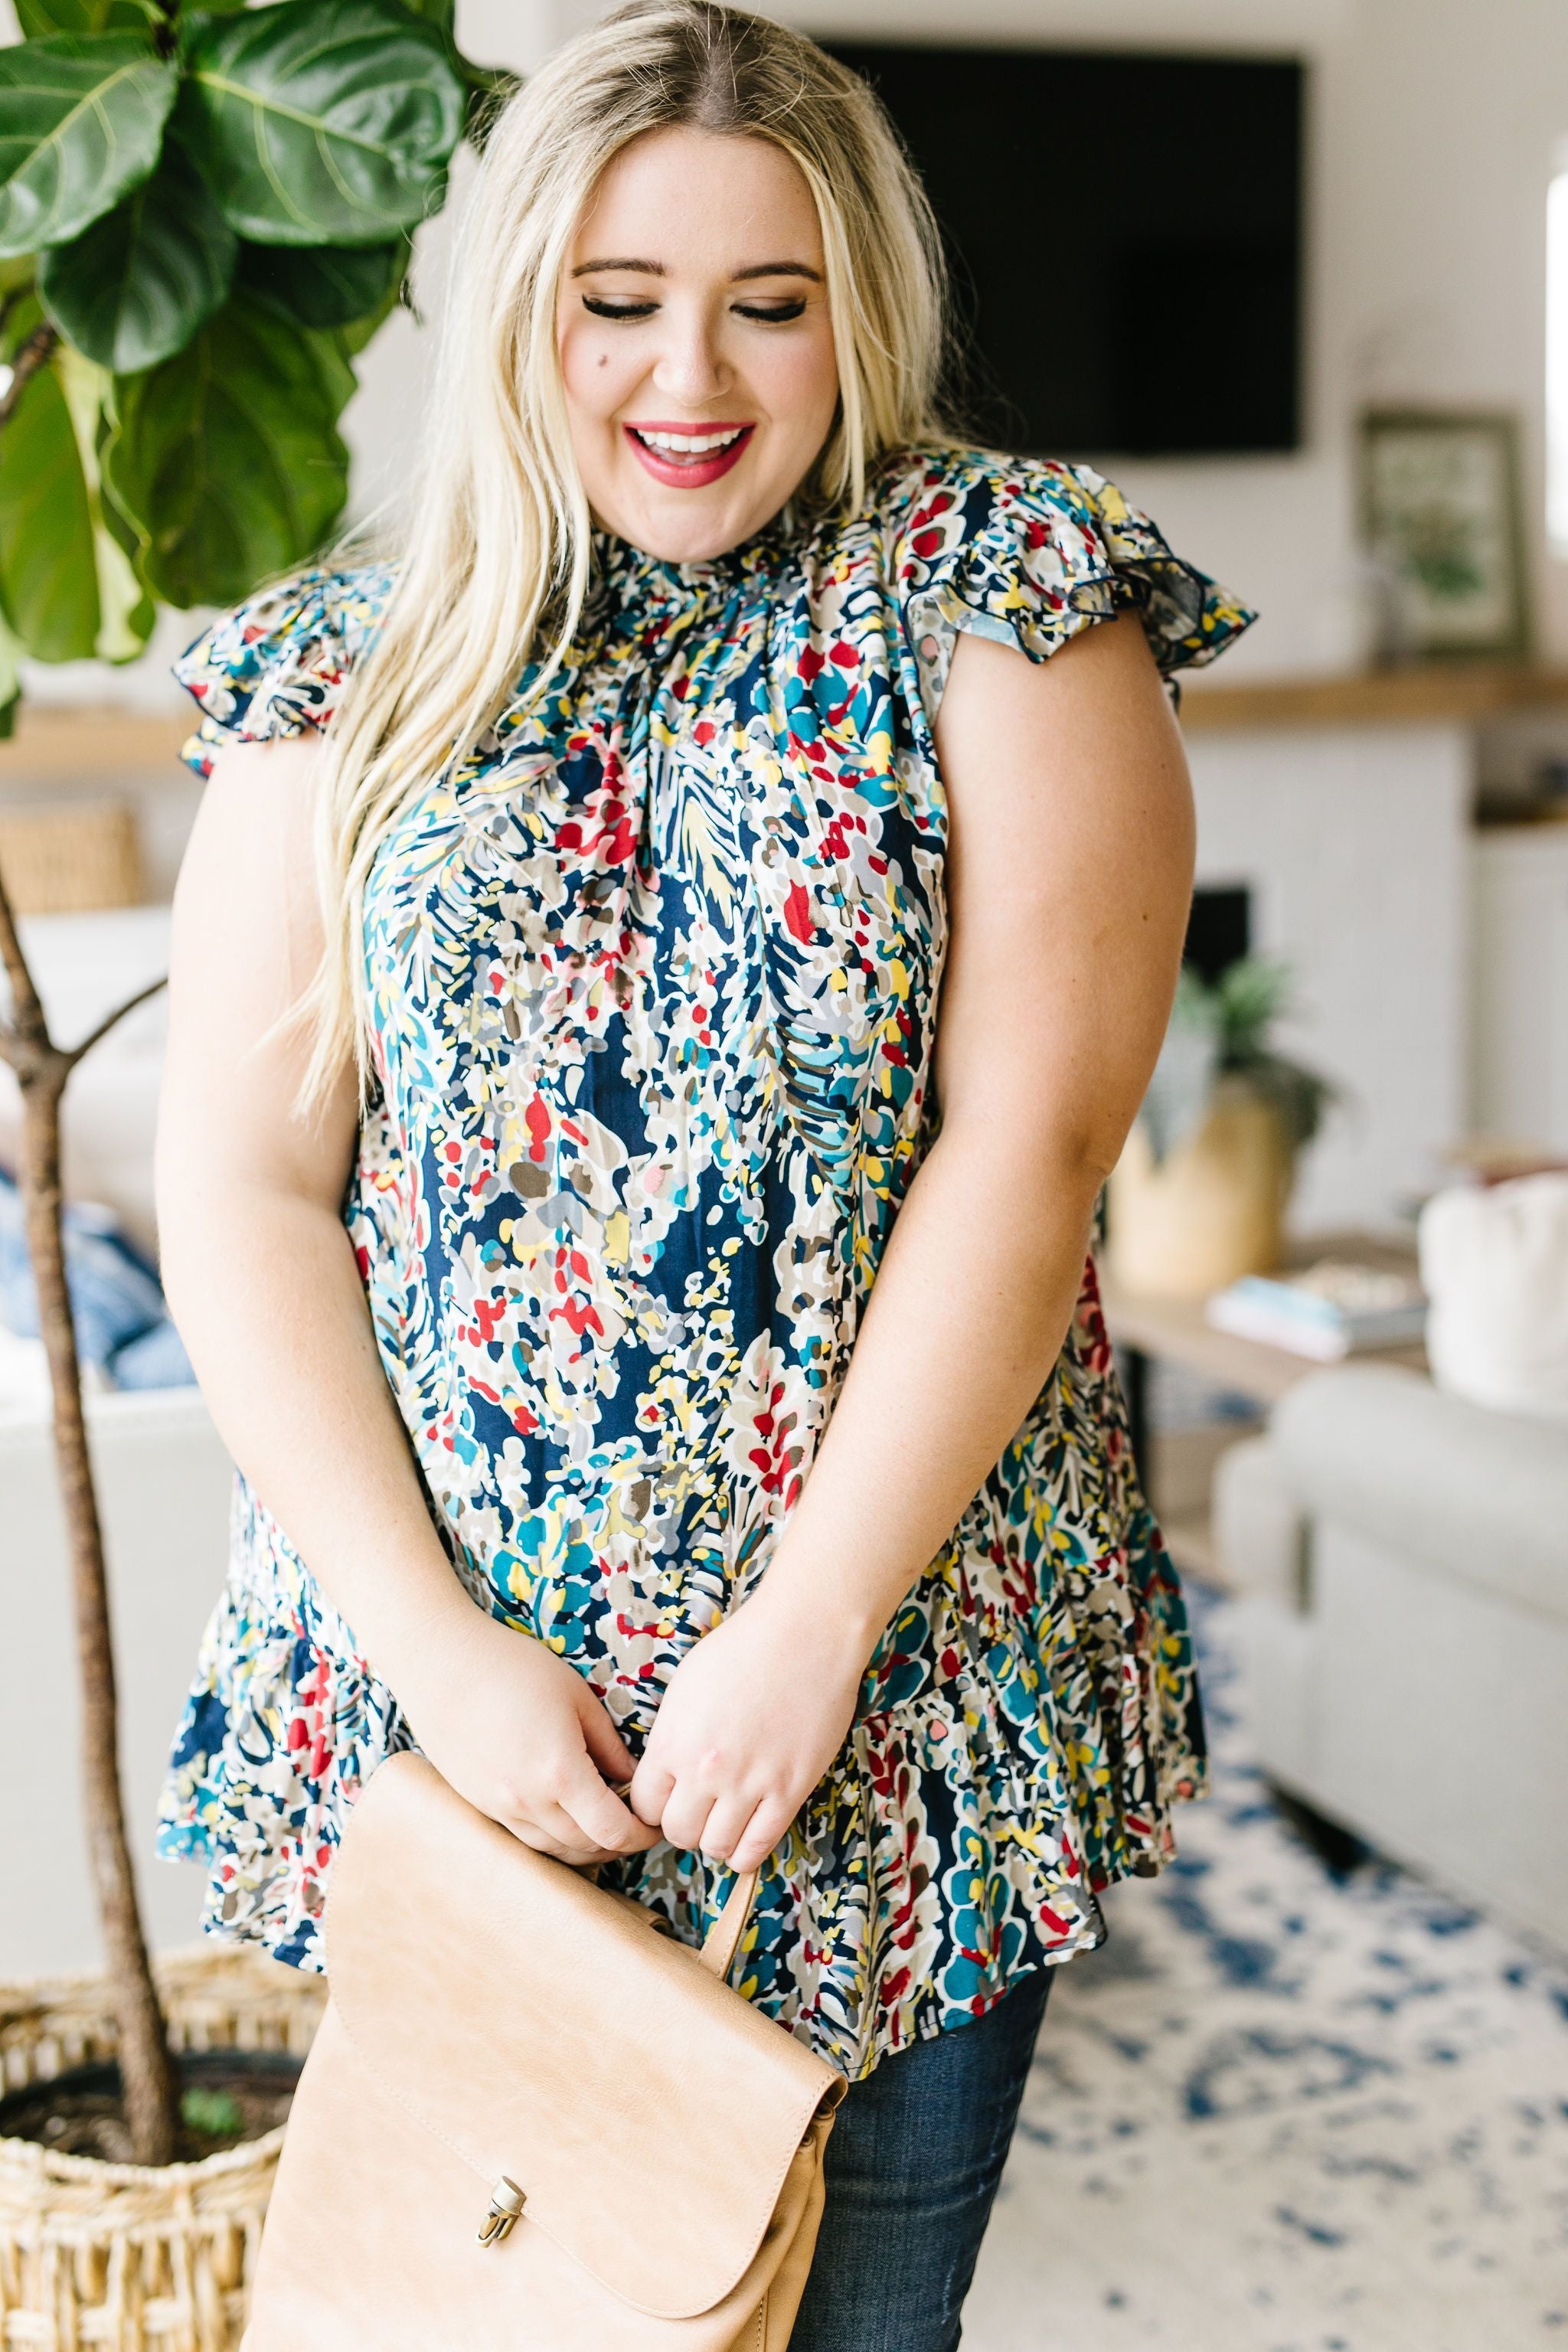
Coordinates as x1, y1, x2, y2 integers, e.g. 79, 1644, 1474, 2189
570, 128, 824, 271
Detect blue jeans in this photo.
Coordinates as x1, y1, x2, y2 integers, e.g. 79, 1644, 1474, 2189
790, 1968, 1052, 2352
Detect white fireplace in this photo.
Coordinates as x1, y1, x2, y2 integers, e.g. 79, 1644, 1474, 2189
1182, 715, 1472, 1236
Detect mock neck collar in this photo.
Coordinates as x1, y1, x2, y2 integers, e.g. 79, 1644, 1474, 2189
587, 508, 799, 623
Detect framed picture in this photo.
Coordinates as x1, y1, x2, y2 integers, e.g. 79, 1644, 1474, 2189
1358, 408, 1530, 661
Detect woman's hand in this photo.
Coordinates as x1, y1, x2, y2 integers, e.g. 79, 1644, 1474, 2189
629, 1573, 872, 1873
395, 1604, 659, 1867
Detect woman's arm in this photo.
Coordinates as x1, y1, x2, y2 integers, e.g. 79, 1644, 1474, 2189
156, 736, 654, 1866
630, 614, 1194, 1869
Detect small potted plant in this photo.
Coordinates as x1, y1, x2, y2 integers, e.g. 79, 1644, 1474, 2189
1106, 957, 1334, 1299
0, 4, 508, 2341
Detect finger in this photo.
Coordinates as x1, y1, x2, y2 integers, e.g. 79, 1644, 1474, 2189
628, 1756, 676, 1828
577, 1690, 639, 1786
501, 1789, 622, 1867
557, 1751, 660, 1856
659, 1786, 717, 1856
730, 1795, 792, 1875
696, 1792, 759, 1865
499, 1818, 583, 1865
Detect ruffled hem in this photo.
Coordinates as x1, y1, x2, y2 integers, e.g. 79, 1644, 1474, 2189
158, 1497, 1204, 2079
156, 1498, 411, 1972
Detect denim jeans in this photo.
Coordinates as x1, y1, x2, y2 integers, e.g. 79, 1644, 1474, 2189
789, 1968, 1052, 2352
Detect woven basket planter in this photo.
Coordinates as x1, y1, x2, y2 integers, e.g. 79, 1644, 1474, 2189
0, 1943, 325, 2352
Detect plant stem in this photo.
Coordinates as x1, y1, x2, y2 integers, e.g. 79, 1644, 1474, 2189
0, 323, 58, 433
0, 870, 179, 2167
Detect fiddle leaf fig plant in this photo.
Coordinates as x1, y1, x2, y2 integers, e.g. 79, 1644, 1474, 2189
0, 0, 514, 718
1138, 957, 1336, 1167
0, 0, 516, 2170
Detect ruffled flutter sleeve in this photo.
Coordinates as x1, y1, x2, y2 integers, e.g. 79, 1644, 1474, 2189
891, 449, 1255, 724
171, 564, 395, 779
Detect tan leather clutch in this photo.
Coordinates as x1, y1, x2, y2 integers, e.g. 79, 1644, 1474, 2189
243, 1751, 845, 2350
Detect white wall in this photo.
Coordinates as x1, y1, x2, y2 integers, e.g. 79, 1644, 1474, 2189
8, 0, 1557, 1218
404, 0, 1568, 681
18, 0, 1568, 697
1188, 724, 1472, 1231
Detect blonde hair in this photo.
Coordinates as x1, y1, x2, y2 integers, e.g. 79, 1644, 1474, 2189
299, 0, 949, 1109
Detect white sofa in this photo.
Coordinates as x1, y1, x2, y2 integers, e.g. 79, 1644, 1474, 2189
0, 1386, 230, 1976
1214, 1361, 1568, 1956
1, 903, 229, 1978
0, 906, 172, 1267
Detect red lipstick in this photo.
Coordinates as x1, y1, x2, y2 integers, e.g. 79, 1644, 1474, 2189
623, 421, 754, 489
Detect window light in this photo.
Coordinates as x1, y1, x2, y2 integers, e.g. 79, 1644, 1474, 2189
1546, 161, 1568, 554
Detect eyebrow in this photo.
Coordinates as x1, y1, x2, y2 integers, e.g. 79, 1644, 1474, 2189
569, 257, 822, 282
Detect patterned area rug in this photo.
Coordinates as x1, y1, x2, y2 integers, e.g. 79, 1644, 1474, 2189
966, 1585, 1568, 2352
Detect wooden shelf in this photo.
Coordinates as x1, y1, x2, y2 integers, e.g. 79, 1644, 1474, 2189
1099, 1232, 1427, 1410
0, 704, 191, 780
13, 661, 1568, 774
1179, 661, 1568, 733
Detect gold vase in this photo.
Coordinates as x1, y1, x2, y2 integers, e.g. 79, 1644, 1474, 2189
1107, 1078, 1294, 1300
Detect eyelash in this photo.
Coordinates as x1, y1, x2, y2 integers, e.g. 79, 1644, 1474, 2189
581, 297, 808, 324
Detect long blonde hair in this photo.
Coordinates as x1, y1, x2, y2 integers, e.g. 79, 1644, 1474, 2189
299, 0, 950, 1109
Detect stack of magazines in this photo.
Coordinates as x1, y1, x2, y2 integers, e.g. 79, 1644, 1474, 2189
1204, 1259, 1427, 1360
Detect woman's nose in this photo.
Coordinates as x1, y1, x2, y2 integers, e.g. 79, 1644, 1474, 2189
651, 309, 730, 407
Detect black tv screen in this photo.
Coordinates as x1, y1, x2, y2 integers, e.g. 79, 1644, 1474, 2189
822, 42, 1305, 459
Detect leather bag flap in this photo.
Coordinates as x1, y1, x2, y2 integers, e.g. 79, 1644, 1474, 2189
325, 1753, 841, 2321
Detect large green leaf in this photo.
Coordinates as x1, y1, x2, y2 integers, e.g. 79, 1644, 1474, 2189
0, 615, 21, 737
15, 1, 153, 34
104, 292, 350, 606
237, 234, 404, 330
0, 32, 178, 260
0, 339, 100, 660
17, 0, 247, 19
335, 280, 402, 356
301, 322, 359, 417
54, 340, 155, 660
39, 139, 236, 371
178, 1, 465, 247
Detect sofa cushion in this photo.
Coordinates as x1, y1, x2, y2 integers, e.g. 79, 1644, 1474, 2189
1212, 1433, 1307, 1609
1419, 1174, 1568, 1423
0, 906, 169, 1259
1271, 1363, 1568, 1625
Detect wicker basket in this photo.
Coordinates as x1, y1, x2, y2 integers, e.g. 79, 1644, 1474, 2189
0, 1944, 325, 2351
0, 801, 145, 915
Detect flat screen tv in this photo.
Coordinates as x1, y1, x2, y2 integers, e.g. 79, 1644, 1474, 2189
821, 41, 1305, 459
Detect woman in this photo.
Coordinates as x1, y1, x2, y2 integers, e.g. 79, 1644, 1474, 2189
155, 4, 1253, 2343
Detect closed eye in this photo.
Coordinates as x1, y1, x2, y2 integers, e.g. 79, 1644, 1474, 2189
580, 296, 809, 324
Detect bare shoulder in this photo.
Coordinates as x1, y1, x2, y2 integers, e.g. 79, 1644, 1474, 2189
929, 616, 1195, 1167
170, 732, 332, 1040
177, 733, 325, 924
162, 728, 355, 1200
933, 614, 1188, 868
193, 729, 328, 822
936, 610, 1178, 768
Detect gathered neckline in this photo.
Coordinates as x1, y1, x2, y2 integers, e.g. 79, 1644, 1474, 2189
588, 507, 803, 622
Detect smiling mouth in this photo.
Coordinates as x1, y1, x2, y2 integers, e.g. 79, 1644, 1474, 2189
624, 421, 755, 487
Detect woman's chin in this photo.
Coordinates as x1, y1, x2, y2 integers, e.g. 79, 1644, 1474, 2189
594, 476, 784, 566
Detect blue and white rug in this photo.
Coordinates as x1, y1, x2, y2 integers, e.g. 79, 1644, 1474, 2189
967, 1586, 1568, 2352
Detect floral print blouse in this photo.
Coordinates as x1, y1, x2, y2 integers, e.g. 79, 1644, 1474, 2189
158, 444, 1254, 2081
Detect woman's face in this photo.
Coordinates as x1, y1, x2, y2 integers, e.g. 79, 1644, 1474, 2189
557, 127, 840, 564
